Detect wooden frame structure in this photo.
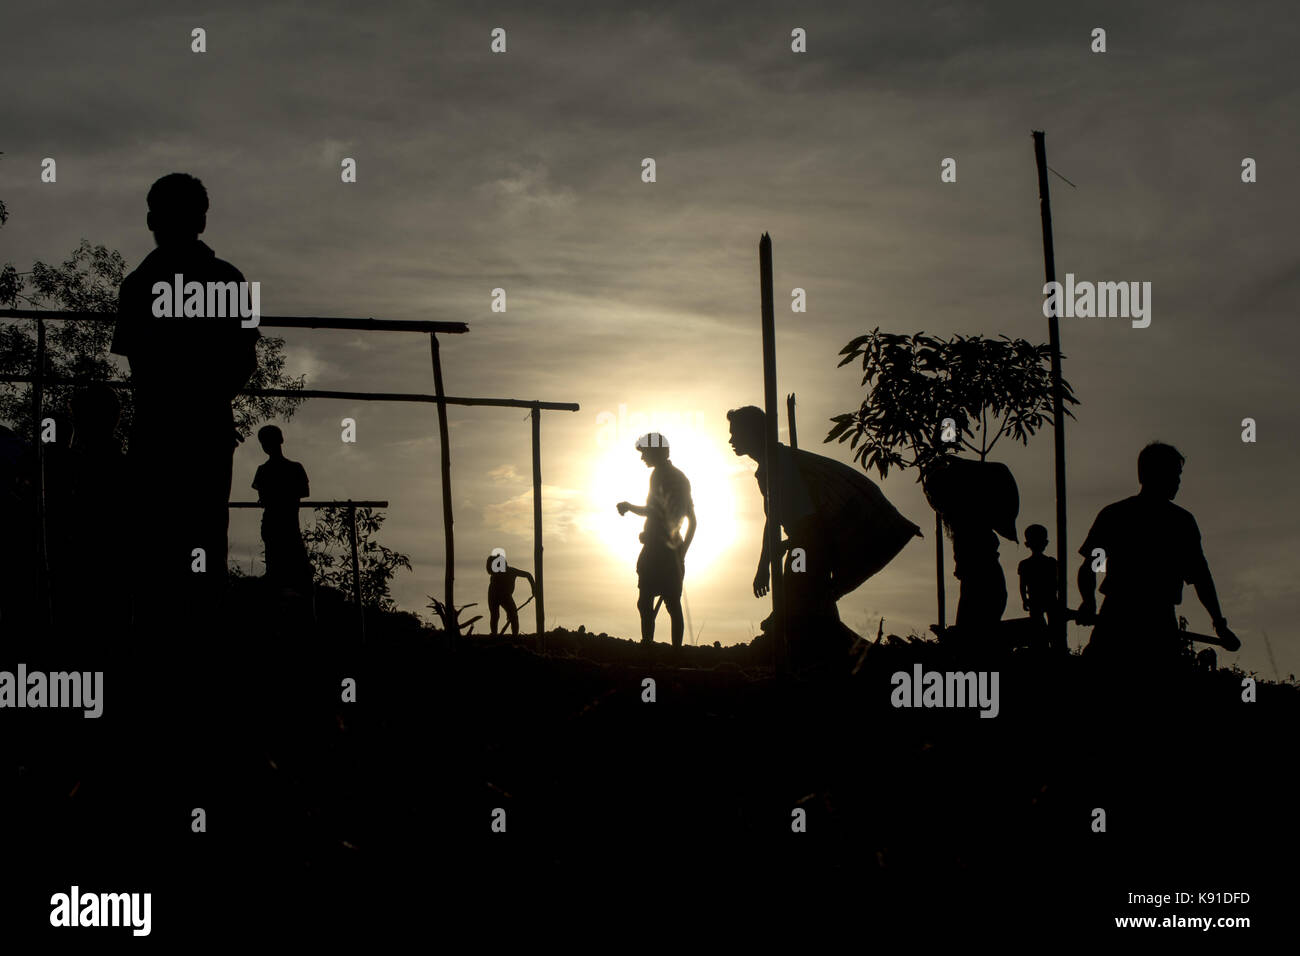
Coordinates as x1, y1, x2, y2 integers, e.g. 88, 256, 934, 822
1, 309, 579, 643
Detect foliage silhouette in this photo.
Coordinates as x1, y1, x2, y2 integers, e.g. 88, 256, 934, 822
301, 505, 412, 612
0, 226, 305, 443
825, 329, 1078, 478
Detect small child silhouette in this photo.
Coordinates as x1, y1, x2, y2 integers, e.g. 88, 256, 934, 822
1018, 524, 1058, 634
252, 425, 311, 593
485, 550, 534, 636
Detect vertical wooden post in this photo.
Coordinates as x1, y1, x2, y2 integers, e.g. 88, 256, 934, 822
1033, 131, 1069, 650
430, 333, 456, 644
786, 393, 798, 450
531, 405, 545, 650
759, 234, 788, 672
935, 513, 946, 632
347, 500, 365, 642
33, 317, 51, 628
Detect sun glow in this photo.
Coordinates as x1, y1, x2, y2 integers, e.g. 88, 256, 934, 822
590, 426, 739, 581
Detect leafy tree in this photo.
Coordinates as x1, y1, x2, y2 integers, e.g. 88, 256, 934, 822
825, 329, 1077, 478
0, 208, 305, 444
826, 329, 1078, 628
302, 505, 412, 613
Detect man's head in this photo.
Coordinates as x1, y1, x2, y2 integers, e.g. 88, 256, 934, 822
1137, 441, 1184, 499
636, 432, 669, 467
146, 173, 208, 245
726, 406, 765, 458
1024, 523, 1048, 553
258, 424, 284, 455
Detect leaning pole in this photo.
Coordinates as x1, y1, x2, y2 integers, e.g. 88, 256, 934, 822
759, 234, 788, 672
1033, 131, 1069, 648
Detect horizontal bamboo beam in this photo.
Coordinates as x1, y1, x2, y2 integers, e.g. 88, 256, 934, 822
247, 388, 580, 411
0, 309, 468, 334
0, 376, 580, 411
229, 501, 388, 509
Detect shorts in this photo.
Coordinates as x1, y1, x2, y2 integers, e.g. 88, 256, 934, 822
637, 539, 683, 598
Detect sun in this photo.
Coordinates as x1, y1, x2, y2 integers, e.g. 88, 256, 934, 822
590, 426, 737, 580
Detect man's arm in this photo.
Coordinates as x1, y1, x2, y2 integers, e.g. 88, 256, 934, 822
753, 513, 772, 597
681, 502, 697, 556
1193, 574, 1224, 627
111, 274, 138, 366
617, 502, 649, 517
227, 328, 258, 398
511, 567, 536, 595
224, 266, 259, 397
1183, 519, 1237, 646
1077, 559, 1098, 623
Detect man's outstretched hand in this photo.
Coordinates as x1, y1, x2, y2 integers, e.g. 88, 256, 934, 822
753, 566, 769, 598
616, 501, 631, 516
1214, 618, 1241, 652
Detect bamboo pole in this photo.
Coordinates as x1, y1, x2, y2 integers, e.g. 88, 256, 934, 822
33, 317, 51, 628
347, 500, 365, 642
532, 406, 545, 650
228, 500, 388, 509
430, 334, 456, 645
1033, 131, 1069, 650
786, 393, 798, 450
0, 309, 468, 335
935, 513, 946, 632
0, 376, 580, 413
759, 234, 788, 672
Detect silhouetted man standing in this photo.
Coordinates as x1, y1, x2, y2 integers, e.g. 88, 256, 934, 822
1077, 442, 1238, 666
252, 425, 311, 593
112, 173, 259, 626
617, 433, 696, 647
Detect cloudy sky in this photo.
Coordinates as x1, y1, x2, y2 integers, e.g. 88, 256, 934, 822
3, 0, 1297, 675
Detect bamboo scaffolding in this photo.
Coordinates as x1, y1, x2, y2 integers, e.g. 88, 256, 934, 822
2, 308, 577, 643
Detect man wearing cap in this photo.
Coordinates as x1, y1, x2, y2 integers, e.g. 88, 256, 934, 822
616, 433, 696, 647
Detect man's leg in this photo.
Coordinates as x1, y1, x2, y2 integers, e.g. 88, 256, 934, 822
663, 594, 684, 648
503, 596, 519, 636
637, 589, 657, 644
488, 596, 501, 635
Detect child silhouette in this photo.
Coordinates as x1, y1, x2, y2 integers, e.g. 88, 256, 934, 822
1018, 523, 1058, 651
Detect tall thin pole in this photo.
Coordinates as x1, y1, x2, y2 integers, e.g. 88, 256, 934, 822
786, 393, 798, 450
531, 406, 545, 649
430, 333, 456, 644
347, 500, 365, 642
1033, 131, 1069, 648
935, 514, 946, 631
33, 317, 51, 628
759, 234, 788, 672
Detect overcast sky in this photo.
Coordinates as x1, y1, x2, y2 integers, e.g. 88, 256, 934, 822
3, 0, 1297, 675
